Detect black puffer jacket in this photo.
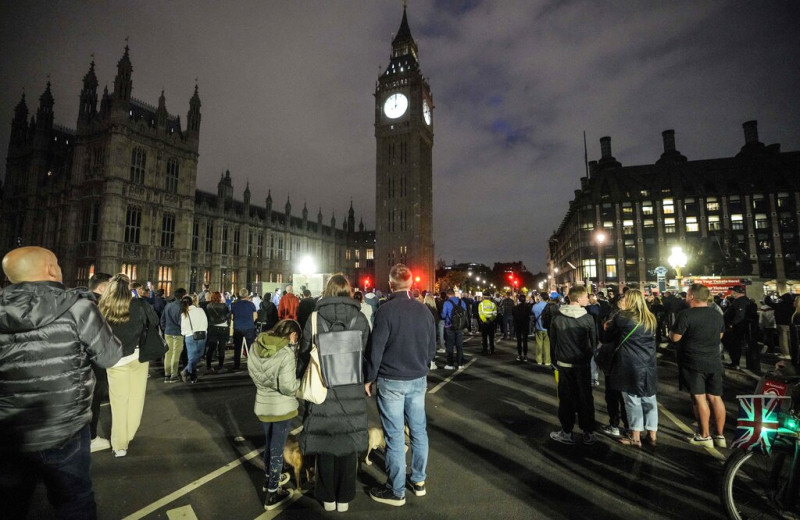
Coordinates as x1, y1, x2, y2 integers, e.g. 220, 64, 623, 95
601, 311, 658, 396
0, 281, 122, 452
297, 296, 369, 456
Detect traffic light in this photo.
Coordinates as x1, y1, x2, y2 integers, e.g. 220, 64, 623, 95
362, 277, 371, 290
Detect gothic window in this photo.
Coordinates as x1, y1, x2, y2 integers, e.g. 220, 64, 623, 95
165, 158, 179, 194
191, 221, 199, 251
80, 202, 100, 242
222, 226, 229, 254
161, 213, 176, 248
205, 223, 213, 253
92, 147, 104, 177
124, 206, 141, 244
130, 147, 146, 185
121, 263, 137, 280
157, 266, 173, 296
257, 233, 264, 258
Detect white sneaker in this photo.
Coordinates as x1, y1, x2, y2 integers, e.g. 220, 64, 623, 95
90, 437, 111, 452
337, 502, 349, 512
323, 501, 336, 512
549, 430, 575, 445
444, 365, 455, 370
114, 449, 127, 457
429, 361, 437, 370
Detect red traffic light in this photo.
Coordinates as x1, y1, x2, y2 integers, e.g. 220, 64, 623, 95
363, 277, 371, 288
415, 276, 421, 283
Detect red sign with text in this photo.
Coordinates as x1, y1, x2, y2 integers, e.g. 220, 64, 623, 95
685, 278, 749, 296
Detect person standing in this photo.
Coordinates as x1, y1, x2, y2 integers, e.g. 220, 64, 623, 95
602, 289, 659, 447
531, 293, 553, 367
204, 292, 230, 373
97, 274, 160, 458
247, 320, 300, 511
160, 287, 187, 383
478, 294, 498, 354
297, 274, 369, 513
441, 289, 468, 369
88, 272, 113, 453
549, 285, 598, 445
500, 291, 515, 340
278, 284, 299, 321
767, 292, 796, 361
512, 294, 531, 361
0, 247, 122, 519
180, 295, 208, 383
722, 285, 750, 370
230, 288, 258, 372
670, 283, 727, 448
365, 264, 436, 507
296, 289, 317, 330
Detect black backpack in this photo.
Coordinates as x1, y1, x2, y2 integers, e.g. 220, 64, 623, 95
449, 298, 468, 330
540, 302, 557, 330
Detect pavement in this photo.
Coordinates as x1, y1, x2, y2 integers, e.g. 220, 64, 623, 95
23, 332, 767, 520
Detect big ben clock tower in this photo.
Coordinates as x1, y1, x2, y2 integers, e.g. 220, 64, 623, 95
375, 7, 434, 292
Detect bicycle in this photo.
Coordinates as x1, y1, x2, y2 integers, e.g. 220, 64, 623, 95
720, 372, 800, 519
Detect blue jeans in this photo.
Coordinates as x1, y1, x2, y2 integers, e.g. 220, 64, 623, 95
622, 392, 658, 432
0, 424, 96, 520
376, 376, 428, 498
261, 420, 292, 491
184, 335, 206, 376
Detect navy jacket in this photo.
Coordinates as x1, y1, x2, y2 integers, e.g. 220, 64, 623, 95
366, 290, 436, 382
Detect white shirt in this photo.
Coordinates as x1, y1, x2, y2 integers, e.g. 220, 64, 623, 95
181, 305, 209, 336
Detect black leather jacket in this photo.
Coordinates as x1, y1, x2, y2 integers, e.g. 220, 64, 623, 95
0, 281, 122, 452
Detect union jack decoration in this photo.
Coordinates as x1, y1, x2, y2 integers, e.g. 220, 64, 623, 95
731, 395, 787, 454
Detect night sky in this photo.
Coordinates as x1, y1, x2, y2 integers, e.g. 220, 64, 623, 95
1, 1, 798, 271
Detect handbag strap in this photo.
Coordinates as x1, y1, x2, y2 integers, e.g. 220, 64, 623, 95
187, 311, 194, 331
616, 322, 641, 352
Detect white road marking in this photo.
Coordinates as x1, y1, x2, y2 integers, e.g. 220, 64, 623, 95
121, 448, 263, 520
252, 489, 307, 520
428, 358, 477, 394
166, 504, 199, 519
658, 403, 726, 461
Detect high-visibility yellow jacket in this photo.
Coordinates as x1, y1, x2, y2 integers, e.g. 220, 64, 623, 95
478, 299, 497, 323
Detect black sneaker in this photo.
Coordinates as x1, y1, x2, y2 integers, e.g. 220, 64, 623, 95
264, 487, 291, 511
407, 478, 426, 497
369, 486, 406, 506
180, 370, 189, 383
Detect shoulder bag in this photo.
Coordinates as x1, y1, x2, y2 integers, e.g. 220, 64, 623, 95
316, 314, 363, 387
187, 312, 207, 340
296, 311, 328, 404
594, 321, 641, 375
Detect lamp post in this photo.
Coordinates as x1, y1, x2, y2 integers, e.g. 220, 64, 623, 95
668, 245, 688, 290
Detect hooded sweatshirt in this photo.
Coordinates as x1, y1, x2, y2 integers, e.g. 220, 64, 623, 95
0, 281, 122, 452
548, 304, 597, 366
247, 333, 299, 422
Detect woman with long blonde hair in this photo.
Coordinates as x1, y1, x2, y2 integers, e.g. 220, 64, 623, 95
97, 274, 160, 457
601, 289, 659, 448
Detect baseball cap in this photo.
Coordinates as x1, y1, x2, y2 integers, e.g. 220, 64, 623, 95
731, 285, 746, 294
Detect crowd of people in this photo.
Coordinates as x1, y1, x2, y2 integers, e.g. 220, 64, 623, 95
0, 247, 436, 517
2, 244, 800, 517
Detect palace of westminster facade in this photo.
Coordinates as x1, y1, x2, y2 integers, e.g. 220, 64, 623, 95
0, 47, 375, 295
1, 9, 436, 295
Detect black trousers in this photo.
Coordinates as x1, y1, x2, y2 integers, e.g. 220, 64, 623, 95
90, 364, 109, 439
480, 320, 495, 352
556, 364, 595, 433
604, 385, 628, 429
205, 326, 229, 368
723, 329, 746, 366
315, 452, 357, 503
232, 328, 256, 370
515, 324, 529, 357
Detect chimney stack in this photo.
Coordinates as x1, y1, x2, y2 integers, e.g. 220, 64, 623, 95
600, 136, 612, 159
662, 129, 676, 153
743, 120, 759, 145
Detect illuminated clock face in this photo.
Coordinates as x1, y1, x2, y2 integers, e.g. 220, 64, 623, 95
384, 93, 408, 119
423, 99, 431, 125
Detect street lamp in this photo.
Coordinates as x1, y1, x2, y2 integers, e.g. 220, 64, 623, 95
668, 245, 688, 289
296, 255, 316, 293
594, 230, 607, 289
